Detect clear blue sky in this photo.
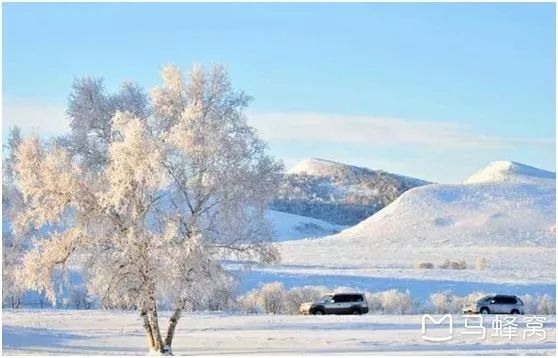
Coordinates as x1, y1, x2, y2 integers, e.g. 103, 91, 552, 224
3, 3, 556, 182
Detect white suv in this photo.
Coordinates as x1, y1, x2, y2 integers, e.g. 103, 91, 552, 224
463, 295, 524, 314
299, 293, 369, 315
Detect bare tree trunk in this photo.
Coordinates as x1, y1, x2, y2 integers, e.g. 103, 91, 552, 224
164, 307, 183, 350
148, 307, 166, 353
140, 308, 156, 350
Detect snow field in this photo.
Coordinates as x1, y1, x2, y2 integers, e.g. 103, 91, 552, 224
2, 310, 556, 355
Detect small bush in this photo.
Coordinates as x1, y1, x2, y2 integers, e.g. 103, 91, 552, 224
283, 286, 327, 315
415, 262, 434, 269
260, 282, 285, 314
475, 257, 487, 270
439, 259, 467, 270
237, 290, 262, 314
368, 289, 414, 314
536, 294, 556, 315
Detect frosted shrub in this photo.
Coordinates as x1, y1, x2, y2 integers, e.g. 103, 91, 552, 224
284, 286, 326, 315
70, 285, 92, 310
238, 290, 263, 314
475, 257, 487, 270
430, 292, 451, 313
520, 294, 556, 314
364, 291, 382, 312
536, 294, 556, 315
260, 282, 285, 314
415, 262, 434, 269
439, 259, 467, 270
520, 294, 538, 314
374, 289, 414, 314
429, 291, 468, 313
464, 291, 489, 305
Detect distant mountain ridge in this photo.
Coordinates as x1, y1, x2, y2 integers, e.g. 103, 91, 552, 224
271, 158, 430, 225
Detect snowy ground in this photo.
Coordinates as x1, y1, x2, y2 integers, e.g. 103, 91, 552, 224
2, 310, 556, 355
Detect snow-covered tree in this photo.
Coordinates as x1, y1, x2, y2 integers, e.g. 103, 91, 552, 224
2, 126, 30, 308
62, 77, 149, 170
13, 64, 282, 354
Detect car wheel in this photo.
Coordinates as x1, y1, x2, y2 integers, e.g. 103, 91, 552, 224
352, 309, 361, 315
480, 308, 489, 314
510, 309, 519, 314
314, 309, 324, 315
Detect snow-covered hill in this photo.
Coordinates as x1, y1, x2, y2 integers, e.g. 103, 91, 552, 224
274, 161, 556, 284
464, 160, 555, 184
334, 161, 555, 248
266, 210, 345, 241
271, 158, 429, 225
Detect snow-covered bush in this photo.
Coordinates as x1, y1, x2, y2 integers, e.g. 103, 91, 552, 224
367, 289, 414, 314
519, 294, 556, 314
260, 282, 286, 314
430, 291, 464, 313
237, 290, 263, 314
520, 294, 538, 314
475, 257, 487, 270
284, 286, 327, 315
70, 285, 92, 310
439, 259, 467, 270
415, 262, 434, 269
536, 294, 556, 315
429, 291, 488, 314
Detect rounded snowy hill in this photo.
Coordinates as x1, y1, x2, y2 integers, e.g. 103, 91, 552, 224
289, 158, 371, 177
276, 161, 556, 283
338, 161, 555, 247
288, 158, 428, 185
272, 158, 429, 225
464, 160, 555, 184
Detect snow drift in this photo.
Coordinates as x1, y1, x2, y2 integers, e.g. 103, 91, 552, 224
266, 210, 345, 241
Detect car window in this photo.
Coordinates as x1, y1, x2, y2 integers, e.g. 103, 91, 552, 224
478, 295, 492, 303
353, 295, 363, 302
503, 296, 517, 304
493, 296, 505, 304
318, 295, 332, 304
333, 295, 348, 303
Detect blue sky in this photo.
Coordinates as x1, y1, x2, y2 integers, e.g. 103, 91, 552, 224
3, 3, 556, 182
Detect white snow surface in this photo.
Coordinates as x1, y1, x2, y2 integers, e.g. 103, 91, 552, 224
288, 158, 351, 176
266, 210, 346, 241
464, 161, 555, 184
3, 310, 555, 355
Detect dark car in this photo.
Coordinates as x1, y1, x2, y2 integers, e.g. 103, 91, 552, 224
299, 293, 369, 315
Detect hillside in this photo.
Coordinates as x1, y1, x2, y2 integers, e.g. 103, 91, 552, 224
273, 161, 556, 284
266, 210, 346, 241
270, 158, 429, 225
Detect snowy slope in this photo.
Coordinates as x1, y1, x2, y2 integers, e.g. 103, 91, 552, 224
272, 158, 429, 225
266, 210, 345, 241
464, 160, 555, 184
288, 158, 428, 186
284, 160, 555, 247
274, 161, 555, 284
